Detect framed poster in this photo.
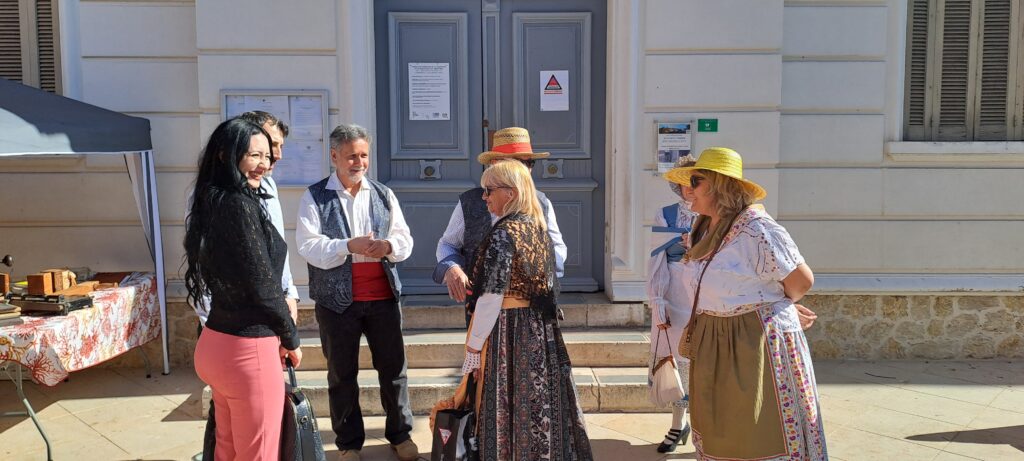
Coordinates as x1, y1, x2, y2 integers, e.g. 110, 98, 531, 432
655, 121, 693, 173
221, 90, 330, 186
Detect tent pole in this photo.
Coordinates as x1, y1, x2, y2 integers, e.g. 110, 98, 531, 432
144, 151, 171, 375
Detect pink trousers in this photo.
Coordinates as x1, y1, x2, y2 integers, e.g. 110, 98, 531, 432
195, 328, 284, 461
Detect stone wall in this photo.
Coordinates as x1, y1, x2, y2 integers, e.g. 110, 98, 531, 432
104, 294, 1024, 369
804, 294, 1024, 360
104, 302, 321, 369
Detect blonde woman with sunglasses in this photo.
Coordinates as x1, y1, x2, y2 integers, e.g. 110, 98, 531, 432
460, 160, 593, 460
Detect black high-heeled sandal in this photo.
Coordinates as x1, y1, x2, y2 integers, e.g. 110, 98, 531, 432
656, 423, 691, 453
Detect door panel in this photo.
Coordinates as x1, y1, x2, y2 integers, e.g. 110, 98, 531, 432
375, 0, 604, 293
375, 1, 483, 293
499, 1, 606, 291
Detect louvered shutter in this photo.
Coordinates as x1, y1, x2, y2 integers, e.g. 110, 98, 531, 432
0, 1, 23, 82
34, 0, 58, 93
905, 0, 932, 140
934, 0, 976, 141
973, 0, 1012, 140
0, 0, 58, 93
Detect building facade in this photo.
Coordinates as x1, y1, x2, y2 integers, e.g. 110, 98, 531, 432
1, 0, 1022, 361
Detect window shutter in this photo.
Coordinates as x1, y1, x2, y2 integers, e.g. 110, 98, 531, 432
973, 0, 1012, 140
905, 0, 932, 141
34, 0, 58, 93
934, 0, 976, 141
0, 1, 23, 82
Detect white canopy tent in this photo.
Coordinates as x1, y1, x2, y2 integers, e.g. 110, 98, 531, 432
0, 77, 170, 374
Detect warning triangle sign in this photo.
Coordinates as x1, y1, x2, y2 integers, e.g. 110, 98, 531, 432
545, 75, 562, 91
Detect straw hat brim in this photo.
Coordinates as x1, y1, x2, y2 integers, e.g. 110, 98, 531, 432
663, 166, 767, 201
477, 150, 550, 164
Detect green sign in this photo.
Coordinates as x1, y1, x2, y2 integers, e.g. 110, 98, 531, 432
698, 118, 718, 132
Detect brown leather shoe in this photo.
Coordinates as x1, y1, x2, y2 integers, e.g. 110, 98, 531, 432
392, 439, 419, 461
337, 449, 361, 461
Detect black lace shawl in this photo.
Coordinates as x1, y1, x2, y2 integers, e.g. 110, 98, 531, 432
468, 213, 560, 321
200, 192, 298, 349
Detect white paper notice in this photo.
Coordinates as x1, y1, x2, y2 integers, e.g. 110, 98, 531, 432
540, 70, 569, 111
242, 96, 290, 124
408, 63, 451, 121
274, 140, 325, 185
656, 122, 693, 173
288, 96, 323, 140
224, 96, 247, 118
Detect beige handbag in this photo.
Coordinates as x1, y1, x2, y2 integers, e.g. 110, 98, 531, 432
648, 329, 685, 407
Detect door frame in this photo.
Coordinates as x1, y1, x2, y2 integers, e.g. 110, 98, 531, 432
337, 0, 644, 300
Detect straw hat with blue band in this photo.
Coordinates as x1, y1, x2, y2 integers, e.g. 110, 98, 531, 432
477, 127, 550, 164
663, 147, 767, 201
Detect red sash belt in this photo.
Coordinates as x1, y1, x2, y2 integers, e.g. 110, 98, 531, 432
351, 262, 394, 301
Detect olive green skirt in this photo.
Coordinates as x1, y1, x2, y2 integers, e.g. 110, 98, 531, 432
688, 306, 827, 460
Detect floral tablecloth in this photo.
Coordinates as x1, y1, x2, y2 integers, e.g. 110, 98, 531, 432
0, 273, 160, 386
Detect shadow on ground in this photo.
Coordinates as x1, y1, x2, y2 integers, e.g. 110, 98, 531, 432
907, 425, 1024, 453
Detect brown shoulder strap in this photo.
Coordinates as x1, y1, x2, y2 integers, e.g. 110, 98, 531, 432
681, 208, 747, 345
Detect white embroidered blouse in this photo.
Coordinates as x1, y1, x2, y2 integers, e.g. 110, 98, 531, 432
678, 207, 806, 332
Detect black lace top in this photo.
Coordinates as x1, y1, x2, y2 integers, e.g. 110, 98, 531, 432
201, 192, 299, 350
468, 213, 559, 320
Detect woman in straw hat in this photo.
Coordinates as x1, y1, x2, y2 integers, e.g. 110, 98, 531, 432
460, 160, 592, 460
647, 155, 698, 452
664, 147, 827, 460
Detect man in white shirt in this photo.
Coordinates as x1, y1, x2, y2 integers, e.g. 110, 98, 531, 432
434, 127, 567, 320
295, 124, 417, 461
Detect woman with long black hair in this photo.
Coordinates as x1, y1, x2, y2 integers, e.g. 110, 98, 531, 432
185, 117, 301, 460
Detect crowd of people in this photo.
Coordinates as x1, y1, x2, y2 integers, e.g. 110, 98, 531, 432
184, 115, 827, 460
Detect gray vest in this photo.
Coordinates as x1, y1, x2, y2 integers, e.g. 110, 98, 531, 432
306, 177, 401, 314
459, 188, 551, 274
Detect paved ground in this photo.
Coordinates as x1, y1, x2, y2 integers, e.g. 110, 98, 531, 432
1, 360, 1022, 460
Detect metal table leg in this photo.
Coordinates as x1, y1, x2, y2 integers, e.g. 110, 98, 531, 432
137, 346, 152, 379
1, 362, 52, 461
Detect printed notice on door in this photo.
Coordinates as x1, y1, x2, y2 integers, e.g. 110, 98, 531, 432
540, 70, 569, 111
408, 63, 451, 121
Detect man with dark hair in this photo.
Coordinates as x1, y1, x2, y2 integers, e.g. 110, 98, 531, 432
296, 124, 417, 461
237, 110, 299, 323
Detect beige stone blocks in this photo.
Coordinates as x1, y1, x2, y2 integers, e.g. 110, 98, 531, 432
804, 294, 1024, 360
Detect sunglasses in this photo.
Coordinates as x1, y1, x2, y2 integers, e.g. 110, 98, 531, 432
689, 175, 706, 188
483, 186, 511, 196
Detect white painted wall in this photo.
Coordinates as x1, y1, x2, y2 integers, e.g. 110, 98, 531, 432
4, 0, 1020, 299
611, 0, 1023, 299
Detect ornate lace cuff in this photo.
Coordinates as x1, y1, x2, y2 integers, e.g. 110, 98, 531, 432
461, 351, 481, 375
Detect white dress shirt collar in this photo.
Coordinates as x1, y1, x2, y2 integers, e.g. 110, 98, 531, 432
325, 173, 371, 194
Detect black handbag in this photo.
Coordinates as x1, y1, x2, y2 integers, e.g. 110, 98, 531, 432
280, 358, 327, 461
430, 374, 480, 461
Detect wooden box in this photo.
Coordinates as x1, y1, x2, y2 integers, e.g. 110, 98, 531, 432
44, 269, 76, 291
27, 273, 55, 296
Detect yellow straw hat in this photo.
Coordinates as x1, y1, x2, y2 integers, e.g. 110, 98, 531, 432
663, 147, 767, 201
477, 127, 550, 164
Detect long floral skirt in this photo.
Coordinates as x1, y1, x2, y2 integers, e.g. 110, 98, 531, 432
478, 307, 593, 461
689, 304, 828, 460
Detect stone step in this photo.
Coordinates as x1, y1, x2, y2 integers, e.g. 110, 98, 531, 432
202, 367, 664, 417
296, 328, 652, 371
296, 293, 648, 332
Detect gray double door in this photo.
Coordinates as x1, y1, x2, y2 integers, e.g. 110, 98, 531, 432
373, 0, 606, 294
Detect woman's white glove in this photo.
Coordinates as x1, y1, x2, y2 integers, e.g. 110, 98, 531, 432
461, 350, 481, 375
